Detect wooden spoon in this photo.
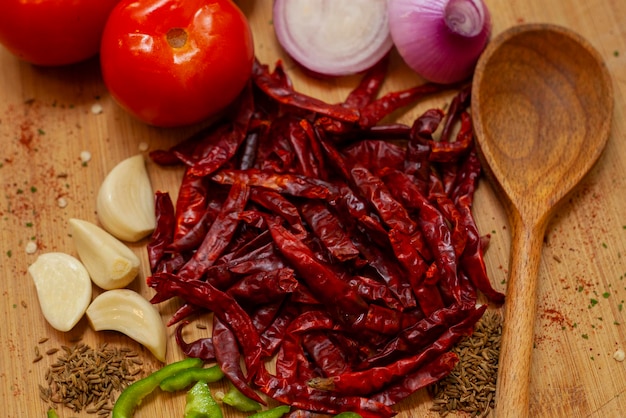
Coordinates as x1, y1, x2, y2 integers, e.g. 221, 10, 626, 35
471, 23, 613, 417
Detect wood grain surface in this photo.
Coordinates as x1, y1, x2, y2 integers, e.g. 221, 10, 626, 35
1, 1, 625, 417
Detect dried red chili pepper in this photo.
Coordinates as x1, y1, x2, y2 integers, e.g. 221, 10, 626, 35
147, 191, 175, 272
300, 200, 359, 262
174, 321, 215, 362
350, 165, 417, 235
439, 84, 471, 144
311, 58, 389, 137
213, 316, 266, 404
300, 119, 330, 180
429, 112, 474, 163
202, 241, 285, 290
347, 275, 403, 311
212, 169, 330, 199
307, 305, 486, 396
302, 332, 351, 377
239, 130, 260, 170
381, 169, 462, 305
250, 187, 307, 237
360, 304, 472, 367
259, 302, 301, 358
227, 268, 298, 306
255, 368, 396, 418
429, 182, 468, 258
149, 273, 262, 379
250, 303, 281, 334
347, 224, 416, 309
457, 194, 505, 303
266, 218, 369, 324
358, 82, 449, 128
148, 125, 209, 166
167, 302, 204, 326
170, 168, 210, 246
177, 181, 250, 281
343, 140, 406, 174
370, 351, 459, 405
186, 84, 254, 177
388, 228, 444, 317
146, 57, 505, 416
276, 330, 319, 383
275, 116, 321, 178
252, 59, 359, 123
274, 310, 336, 384
343, 56, 388, 110
404, 108, 443, 194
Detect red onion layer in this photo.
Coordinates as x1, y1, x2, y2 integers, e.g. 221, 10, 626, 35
272, 0, 394, 77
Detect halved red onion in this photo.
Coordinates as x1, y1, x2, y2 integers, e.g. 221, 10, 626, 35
272, 0, 394, 77
388, 0, 492, 84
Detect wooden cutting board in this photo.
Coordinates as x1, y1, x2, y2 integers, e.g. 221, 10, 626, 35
1, 1, 625, 417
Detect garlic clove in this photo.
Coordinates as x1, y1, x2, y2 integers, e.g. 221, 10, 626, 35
69, 218, 140, 290
28, 252, 92, 332
85, 289, 167, 362
96, 154, 156, 242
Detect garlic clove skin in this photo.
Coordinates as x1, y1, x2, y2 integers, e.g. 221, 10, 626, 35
96, 154, 156, 242
69, 218, 140, 290
86, 289, 167, 362
28, 252, 92, 332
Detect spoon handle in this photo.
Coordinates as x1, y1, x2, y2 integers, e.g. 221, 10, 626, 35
495, 214, 547, 417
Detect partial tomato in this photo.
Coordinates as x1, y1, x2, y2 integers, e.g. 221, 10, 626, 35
0, 0, 120, 66
100, 0, 254, 128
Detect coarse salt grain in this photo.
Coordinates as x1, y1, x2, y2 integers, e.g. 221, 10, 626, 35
91, 103, 103, 115
25, 241, 38, 254
57, 197, 68, 208
80, 151, 92, 163
613, 348, 625, 362
138, 142, 149, 152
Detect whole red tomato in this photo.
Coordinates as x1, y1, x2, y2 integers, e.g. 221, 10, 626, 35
100, 0, 254, 127
0, 0, 120, 66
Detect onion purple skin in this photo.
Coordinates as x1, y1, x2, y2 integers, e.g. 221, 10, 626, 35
388, 0, 492, 84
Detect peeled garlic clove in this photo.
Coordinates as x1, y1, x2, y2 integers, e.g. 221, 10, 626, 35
69, 218, 140, 290
86, 289, 167, 362
28, 252, 92, 332
97, 154, 156, 242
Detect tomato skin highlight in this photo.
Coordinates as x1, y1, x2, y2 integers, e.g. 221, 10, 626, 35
0, 0, 121, 66
100, 0, 255, 128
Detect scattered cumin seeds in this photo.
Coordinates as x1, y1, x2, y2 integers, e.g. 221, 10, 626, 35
429, 311, 502, 417
38, 343, 145, 415
33, 346, 43, 363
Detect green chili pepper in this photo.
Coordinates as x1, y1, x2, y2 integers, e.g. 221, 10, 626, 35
184, 380, 222, 418
159, 365, 225, 392
221, 382, 262, 412
112, 357, 203, 418
46, 408, 59, 418
334, 413, 363, 418
248, 405, 291, 418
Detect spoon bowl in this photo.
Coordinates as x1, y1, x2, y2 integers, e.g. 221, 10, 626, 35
471, 23, 613, 417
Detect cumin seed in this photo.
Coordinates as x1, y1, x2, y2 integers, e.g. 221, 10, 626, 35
36, 343, 145, 414
428, 311, 502, 417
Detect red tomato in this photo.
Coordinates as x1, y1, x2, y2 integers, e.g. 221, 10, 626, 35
100, 0, 254, 127
0, 0, 120, 66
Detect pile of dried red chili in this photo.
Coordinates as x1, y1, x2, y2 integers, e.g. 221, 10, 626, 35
145, 57, 505, 418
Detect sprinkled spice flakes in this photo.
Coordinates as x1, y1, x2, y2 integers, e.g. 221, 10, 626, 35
37, 342, 145, 416
429, 311, 502, 417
